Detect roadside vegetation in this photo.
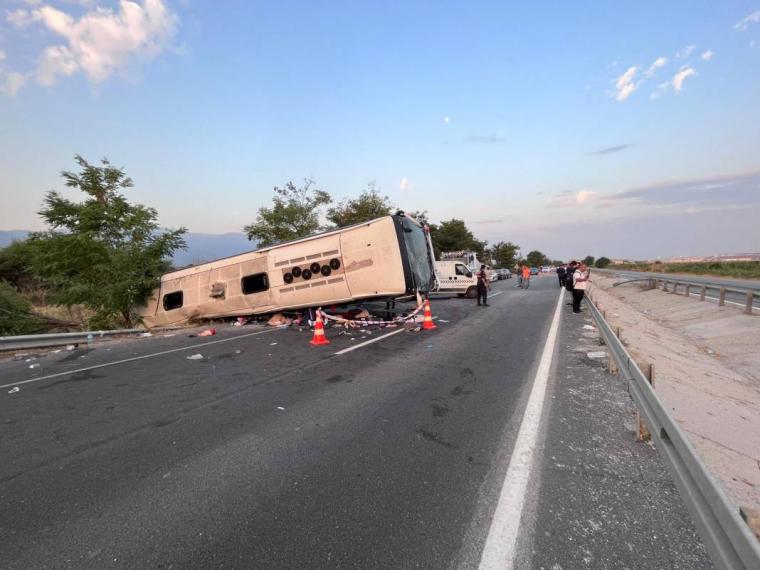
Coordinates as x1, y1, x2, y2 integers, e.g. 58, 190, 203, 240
609, 261, 760, 280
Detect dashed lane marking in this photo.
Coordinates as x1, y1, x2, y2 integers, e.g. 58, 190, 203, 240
477, 287, 565, 570
0, 328, 279, 390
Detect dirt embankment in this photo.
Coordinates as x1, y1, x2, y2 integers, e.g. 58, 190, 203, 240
587, 274, 760, 513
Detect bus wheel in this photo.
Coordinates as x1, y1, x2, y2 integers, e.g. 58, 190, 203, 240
465, 286, 477, 298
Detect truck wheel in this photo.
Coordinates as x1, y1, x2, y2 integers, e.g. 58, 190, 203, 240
465, 286, 477, 298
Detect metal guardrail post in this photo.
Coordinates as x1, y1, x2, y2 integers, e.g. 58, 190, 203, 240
719, 288, 726, 306
685, 284, 691, 298
587, 297, 760, 569
700, 286, 706, 301
746, 292, 754, 315
663, 281, 668, 292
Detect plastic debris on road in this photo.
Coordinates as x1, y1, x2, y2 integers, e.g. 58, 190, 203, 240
66, 344, 77, 351
138, 332, 153, 337
198, 328, 216, 337
28, 363, 40, 369
582, 325, 596, 330
25, 357, 37, 362
186, 353, 204, 360
8, 387, 20, 394
267, 313, 292, 327
587, 351, 607, 359
269, 342, 278, 346
438, 319, 450, 323
276, 406, 285, 410
408, 326, 422, 333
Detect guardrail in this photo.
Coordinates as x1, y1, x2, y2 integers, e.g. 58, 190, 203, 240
586, 294, 760, 569
0, 329, 144, 352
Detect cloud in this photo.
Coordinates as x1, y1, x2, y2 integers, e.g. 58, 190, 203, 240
463, 134, 506, 144
4, 0, 178, 93
598, 171, 760, 209
672, 66, 696, 92
613, 66, 637, 101
590, 144, 631, 156
0, 50, 5, 62
676, 44, 696, 58
644, 56, 667, 77
399, 177, 411, 191
700, 49, 713, 61
1, 70, 28, 96
443, 116, 450, 123
734, 10, 760, 31
471, 218, 505, 225
548, 189, 597, 208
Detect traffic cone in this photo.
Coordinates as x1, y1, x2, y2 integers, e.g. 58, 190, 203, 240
310, 311, 331, 346
422, 299, 437, 330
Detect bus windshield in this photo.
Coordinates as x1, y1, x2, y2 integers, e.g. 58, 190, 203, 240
399, 216, 436, 293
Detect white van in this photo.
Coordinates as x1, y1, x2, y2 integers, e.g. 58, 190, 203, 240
434, 260, 478, 298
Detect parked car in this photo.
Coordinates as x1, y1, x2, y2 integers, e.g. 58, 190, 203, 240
488, 267, 499, 282
530, 267, 539, 275
497, 268, 512, 280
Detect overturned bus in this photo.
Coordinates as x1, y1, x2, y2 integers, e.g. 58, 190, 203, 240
137, 213, 437, 328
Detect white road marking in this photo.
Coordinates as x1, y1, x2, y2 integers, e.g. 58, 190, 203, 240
333, 327, 407, 355
489, 291, 503, 298
0, 328, 279, 390
478, 287, 564, 570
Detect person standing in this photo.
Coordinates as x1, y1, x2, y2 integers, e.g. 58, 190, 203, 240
521, 264, 531, 289
572, 262, 590, 313
556, 265, 566, 288
477, 264, 489, 306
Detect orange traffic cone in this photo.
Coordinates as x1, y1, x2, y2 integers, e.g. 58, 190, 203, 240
310, 311, 331, 346
422, 299, 437, 330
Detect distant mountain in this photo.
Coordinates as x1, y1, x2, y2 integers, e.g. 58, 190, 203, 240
0, 230, 255, 267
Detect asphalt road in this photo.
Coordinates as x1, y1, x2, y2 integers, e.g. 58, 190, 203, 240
0, 277, 711, 568
598, 268, 759, 310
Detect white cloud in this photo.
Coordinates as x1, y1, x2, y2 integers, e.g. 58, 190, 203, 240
700, 49, 713, 61
676, 44, 696, 58
548, 189, 597, 208
734, 10, 760, 31
443, 116, 450, 123
644, 56, 667, 77
399, 177, 410, 191
4, 0, 178, 93
672, 66, 696, 93
613, 66, 637, 101
1, 70, 28, 96
0, 50, 5, 62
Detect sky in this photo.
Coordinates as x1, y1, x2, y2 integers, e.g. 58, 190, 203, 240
1, 0, 759, 260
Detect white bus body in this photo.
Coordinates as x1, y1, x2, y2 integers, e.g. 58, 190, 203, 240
138, 214, 436, 328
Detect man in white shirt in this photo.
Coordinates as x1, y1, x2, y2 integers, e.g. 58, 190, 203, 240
572, 263, 590, 313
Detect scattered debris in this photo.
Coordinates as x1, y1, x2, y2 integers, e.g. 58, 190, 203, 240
138, 332, 153, 338
8, 387, 20, 394
276, 406, 285, 411
408, 326, 422, 333
438, 319, 450, 323
66, 344, 77, 351
587, 351, 607, 359
267, 313, 292, 327
25, 357, 37, 362
163, 333, 176, 337
29, 363, 41, 369
186, 353, 204, 360
51, 349, 62, 354
583, 325, 596, 331
269, 342, 278, 346
198, 328, 216, 337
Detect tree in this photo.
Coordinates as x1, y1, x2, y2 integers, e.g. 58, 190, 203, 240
0, 281, 44, 335
0, 240, 38, 292
434, 219, 487, 257
490, 241, 520, 268
526, 250, 548, 267
595, 256, 611, 268
29, 155, 186, 328
583, 255, 595, 266
244, 179, 332, 246
326, 183, 393, 228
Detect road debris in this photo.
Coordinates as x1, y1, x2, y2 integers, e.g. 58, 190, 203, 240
198, 328, 217, 337
267, 313, 292, 327
138, 332, 153, 338
186, 353, 204, 360
8, 387, 20, 394
587, 351, 607, 359
270, 342, 278, 346
29, 363, 40, 369
276, 406, 285, 411
582, 325, 596, 331
66, 344, 77, 351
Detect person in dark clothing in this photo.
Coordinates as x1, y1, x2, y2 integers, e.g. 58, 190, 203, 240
477, 264, 489, 306
556, 265, 566, 288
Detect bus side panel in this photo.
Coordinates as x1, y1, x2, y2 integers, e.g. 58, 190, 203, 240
341, 218, 405, 298
269, 234, 352, 310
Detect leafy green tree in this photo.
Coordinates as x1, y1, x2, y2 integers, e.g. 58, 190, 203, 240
0, 240, 38, 292
583, 255, 595, 266
490, 241, 520, 268
0, 281, 44, 335
244, 179, 332, 246
526, 250, 548, 267
595, 256, 611, 268
434, 219, 487, 257
29, 155, 186, 328
327, 183, 393, 227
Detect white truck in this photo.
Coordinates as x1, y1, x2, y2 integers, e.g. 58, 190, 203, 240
433, 260, 479, 298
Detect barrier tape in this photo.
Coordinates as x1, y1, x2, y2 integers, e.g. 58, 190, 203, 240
317, 301, 426, 327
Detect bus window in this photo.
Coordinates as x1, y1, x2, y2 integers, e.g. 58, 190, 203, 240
163, 291, 183, 311
399, 217, 435, 292
242, 273, 269, 294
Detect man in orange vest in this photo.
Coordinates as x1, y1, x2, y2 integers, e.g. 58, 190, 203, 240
521, 264, 531, 289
